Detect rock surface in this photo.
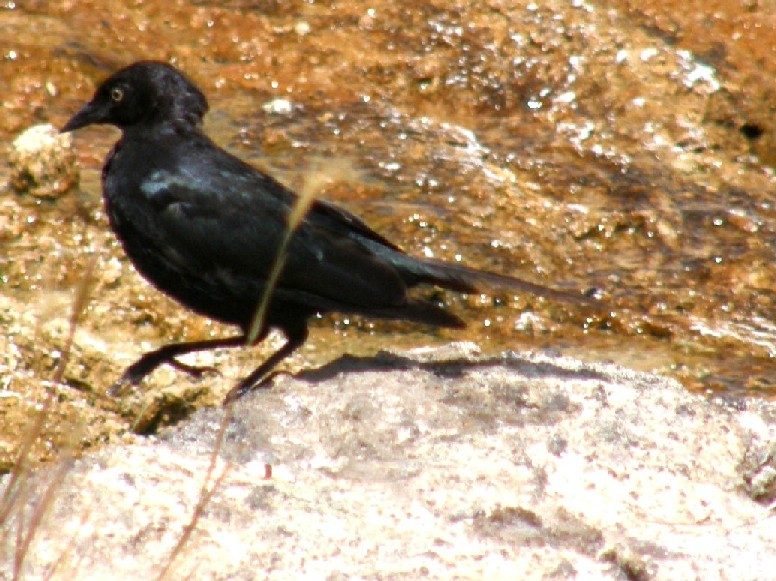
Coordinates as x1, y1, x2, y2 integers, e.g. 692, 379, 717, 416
3, 345, 775, 579
7, 124, 78, 199
2, 0, 776, 469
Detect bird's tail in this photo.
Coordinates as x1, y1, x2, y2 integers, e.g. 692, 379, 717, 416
341, 253, 602, 329
350, 297, 467, 329
396, 255, 595, 305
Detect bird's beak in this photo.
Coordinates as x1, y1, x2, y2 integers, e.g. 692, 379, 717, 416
61, 99, 106, 133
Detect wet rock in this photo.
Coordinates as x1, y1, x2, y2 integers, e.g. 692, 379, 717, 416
7, 124, 78, 199
4, 347, 775, 579
261, 97, 295, 115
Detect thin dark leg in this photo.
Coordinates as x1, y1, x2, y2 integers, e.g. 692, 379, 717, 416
223, 325, 309, 404
110, 335, 247, 395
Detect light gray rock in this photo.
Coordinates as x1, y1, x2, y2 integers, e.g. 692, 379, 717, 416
7, 124, 78, 199
3, 345, 775, 579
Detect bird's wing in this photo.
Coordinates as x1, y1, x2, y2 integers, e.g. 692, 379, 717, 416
310, 198, 403, 252
134, 150, 410, 311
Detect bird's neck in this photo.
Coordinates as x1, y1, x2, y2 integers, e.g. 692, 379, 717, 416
121, 119, 202, 141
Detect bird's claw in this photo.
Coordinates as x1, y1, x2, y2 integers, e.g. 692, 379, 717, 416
223, 370, 284, 405
107, 375, 134, 397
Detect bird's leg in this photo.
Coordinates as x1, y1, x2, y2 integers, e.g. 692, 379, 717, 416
110, 336, 246, 395
223, 325, 309, 404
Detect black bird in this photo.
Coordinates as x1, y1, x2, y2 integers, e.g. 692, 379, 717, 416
62, 61, 592, 403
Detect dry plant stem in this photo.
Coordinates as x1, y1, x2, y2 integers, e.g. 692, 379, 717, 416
13, 441, 76, 581
156, 405, 234, 581
0, 393, 52, 531
2, 251, 99, 578
1, 392, 54, 581
42, 508, 92, 581
130, 398, 155, 433
53, 237, 100, 384
246, 180, 318, 345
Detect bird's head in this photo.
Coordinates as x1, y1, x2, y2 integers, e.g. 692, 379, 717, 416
62, 61, 209, 133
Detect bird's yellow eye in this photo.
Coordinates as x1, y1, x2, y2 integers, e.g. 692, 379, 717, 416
110, 87, 124, 102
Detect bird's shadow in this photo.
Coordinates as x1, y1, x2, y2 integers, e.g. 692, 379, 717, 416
292, 349, 610, 385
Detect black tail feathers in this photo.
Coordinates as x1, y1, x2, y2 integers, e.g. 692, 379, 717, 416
404, 257, 595, 306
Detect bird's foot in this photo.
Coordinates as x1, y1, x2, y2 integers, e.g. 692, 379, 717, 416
108, 356, 220, 397
167, 358, 221, 379
107, 358, 157, 396
107, 375, 133, 397
222, 371, 285, 405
